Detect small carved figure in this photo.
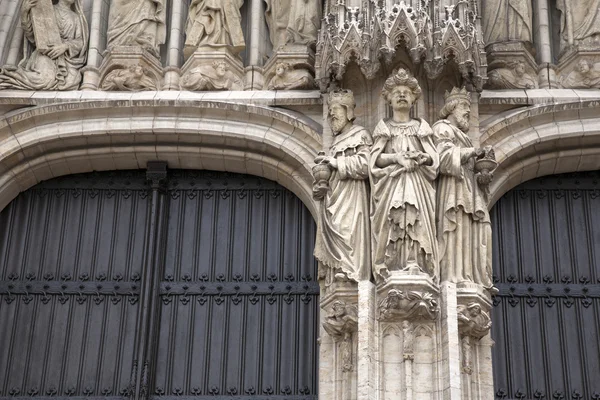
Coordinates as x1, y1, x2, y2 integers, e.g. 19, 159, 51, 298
432, 88, 494, 288
457, 302, 492, 374
401, 320, 415, 360
180, 61, 242, 91
482, 0, 532, 44
266, 62, 315, 90
107, 0, 166, 57
322, 300, 358, 372
265, 0, 322, 49
184, 0, 245, 58
487, 61, 537, 89
370, 69, 439, 282
0, 0, 88, 90
561, 59, 600, 88
557, 0, 600, 48
457, 302, 492, 339
378, 289, 439, 321
313, 90, 373, 283
101, 64, 157, 91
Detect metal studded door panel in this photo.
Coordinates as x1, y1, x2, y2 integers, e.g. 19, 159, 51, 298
491, 172, 600, 400
153, 171, 319, 399
0, 168, 319, 400
0, 172, 150, 397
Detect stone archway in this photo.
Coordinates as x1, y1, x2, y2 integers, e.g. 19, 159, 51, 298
0, 99, 323, 217
481, 100, 600, 206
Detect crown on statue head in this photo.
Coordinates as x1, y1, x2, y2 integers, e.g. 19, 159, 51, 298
444, 87, 470, 104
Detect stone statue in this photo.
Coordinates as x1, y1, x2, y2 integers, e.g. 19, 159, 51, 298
107, 0, 166, 57
369, 69, 439, 282
313, 90, 372, 283
265, 0, 321, 49
266, 62, 315, 90
457, 302, 492, 339
0, 0, 88, 90
184, 0, 245, 59
560, 59, 600, 88
557, 0, 600, 48
432, 88, 493, 288
322, 300, 358, 372
487, 61, 537, 89
481, 0, 532, 44
180, 61, 242, 91
101, 64, 157, 91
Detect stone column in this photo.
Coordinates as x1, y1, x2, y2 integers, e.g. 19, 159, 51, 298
163, 0, 185, 90
0, 0, 20, 63
244, 0, 266, 90
81, 0, 108, 90
533, 0, 557, 88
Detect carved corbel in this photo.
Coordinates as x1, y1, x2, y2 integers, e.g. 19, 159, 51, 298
322, 300, 358, 372
457, 302, 492, 374
378, 289, 440, 322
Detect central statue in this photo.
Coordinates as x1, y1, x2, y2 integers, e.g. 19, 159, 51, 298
370, 69, 439, 282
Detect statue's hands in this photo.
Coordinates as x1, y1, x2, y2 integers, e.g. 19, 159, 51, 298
23, 0, 37, 10
45, 43, 69, 59
460, 148, 477, 164
405, 151, 432, 166
322, 156, 338, 170
395, 153, 418, 172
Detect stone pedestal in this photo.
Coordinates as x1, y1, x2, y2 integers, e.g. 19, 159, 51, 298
180, 48, 244, 91
96, 46, 163, 91
485, 42, 539, 89
263, 45, 316, 90
162, 67, 181, 91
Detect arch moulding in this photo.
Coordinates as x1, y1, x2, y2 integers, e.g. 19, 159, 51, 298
481, 100, 600, 206
0, 99, 323, 217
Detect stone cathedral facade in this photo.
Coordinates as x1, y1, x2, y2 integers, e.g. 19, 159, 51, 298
0, 1, 599, 400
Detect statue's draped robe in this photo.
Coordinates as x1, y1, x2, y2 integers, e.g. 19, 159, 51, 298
264, 0, 291, 49
370, 119, 439, 281
0, 2, 88, 90
185, 0, 245, 55
432, 120, 492, 287
314, 125, 372, 282
107, 0, 166, 53
557, 0, 600, 43
287, 0, 321, 45
482, 0, 532, 44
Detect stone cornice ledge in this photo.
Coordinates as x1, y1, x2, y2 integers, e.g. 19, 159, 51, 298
0, 90, 323, 108
480, 89, 600, 105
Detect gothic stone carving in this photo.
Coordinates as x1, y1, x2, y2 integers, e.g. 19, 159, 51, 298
0, 0, 88, 90
482, 0, 533, 45
486, 60, 538, 89
322, 300, 358, 372
457, 302, 492, 374
180, 60, 243, 91
316, 1, 487, 91
313, 90, 372, 283
107, 0, 166, 58
101, 64, 158, 91
265, 0, 322, 50
557, 0, 600, 51
432, 88, 494, 288
265, 62, 315, 90
378, 289, 439, 322
184, 0, 245, 59
370, 69, 439, 282
560, 58, 600, 88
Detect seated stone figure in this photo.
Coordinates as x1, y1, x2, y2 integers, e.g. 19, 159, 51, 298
101, 64, 157, 91
0, 0, 88, 90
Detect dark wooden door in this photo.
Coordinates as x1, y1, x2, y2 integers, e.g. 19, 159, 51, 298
491, 172, 600, 400
0, 166, 319, 400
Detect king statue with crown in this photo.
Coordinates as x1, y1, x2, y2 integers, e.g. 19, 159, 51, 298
432, 87, 494, 288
